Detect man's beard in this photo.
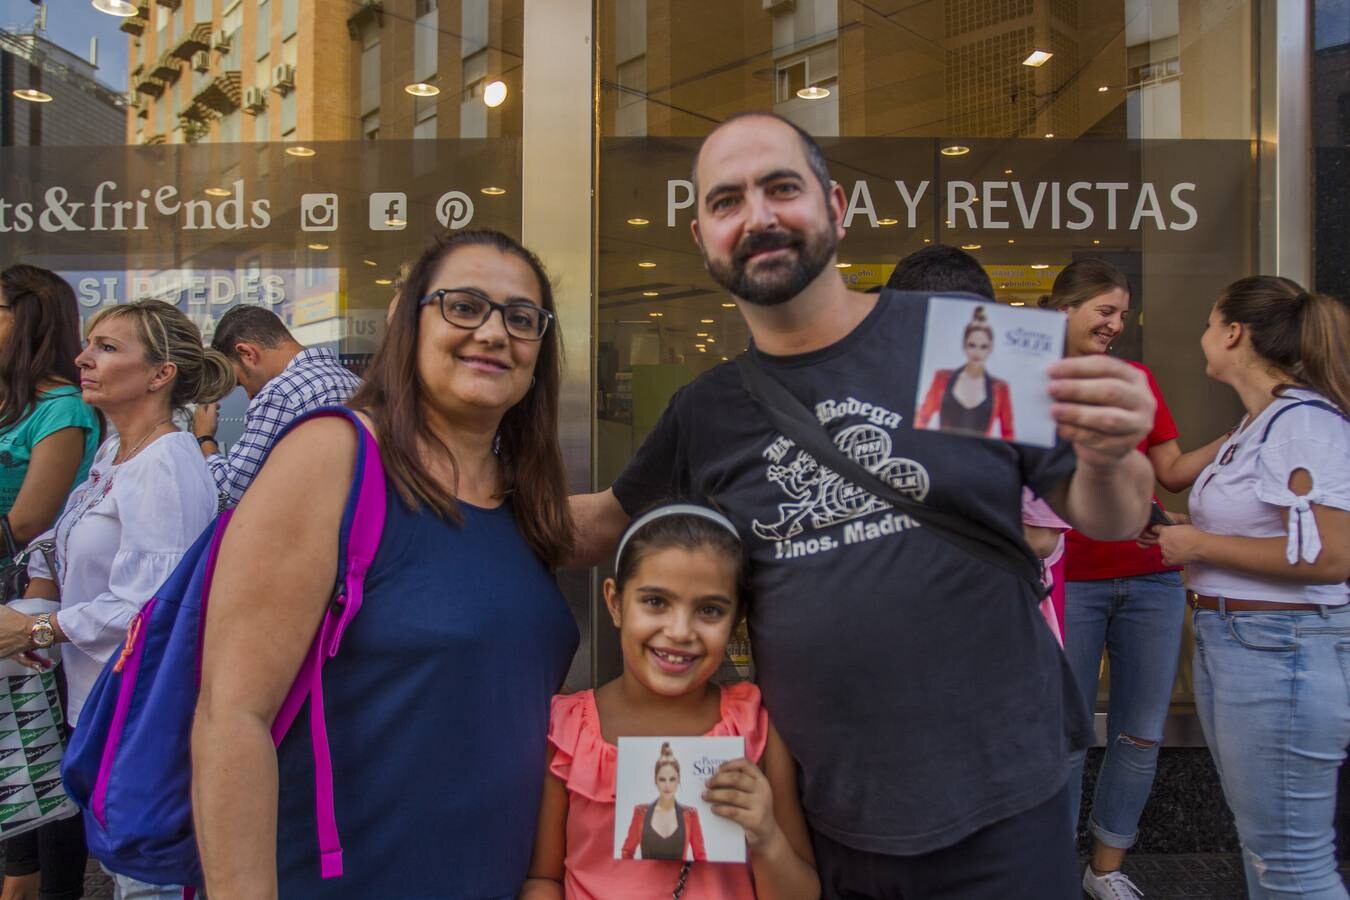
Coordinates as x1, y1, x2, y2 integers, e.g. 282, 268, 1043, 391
704, 223, 838, 307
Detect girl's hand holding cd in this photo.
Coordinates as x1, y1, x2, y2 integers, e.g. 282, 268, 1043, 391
703, 758, 778, 849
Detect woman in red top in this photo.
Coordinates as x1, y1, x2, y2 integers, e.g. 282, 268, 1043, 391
620, 743, 708, 862
915, 306, 1014, 439
1044, 260, 1227, 900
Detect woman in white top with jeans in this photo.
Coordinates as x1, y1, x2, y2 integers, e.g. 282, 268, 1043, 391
1150, 276, 1350, 900
0, 299, 233, 900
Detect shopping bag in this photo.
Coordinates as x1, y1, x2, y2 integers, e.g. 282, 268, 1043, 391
0, 598, 77, 839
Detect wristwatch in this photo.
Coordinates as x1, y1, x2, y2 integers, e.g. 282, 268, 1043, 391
196, 434, 217, 447
28, 613, 55, 650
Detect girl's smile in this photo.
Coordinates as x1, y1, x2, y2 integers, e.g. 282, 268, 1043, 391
605, 545, 739, 700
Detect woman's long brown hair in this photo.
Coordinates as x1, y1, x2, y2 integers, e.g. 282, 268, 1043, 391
349, 230, 574, 568
0, 265, 84, 430
1217, 276, 1350, 415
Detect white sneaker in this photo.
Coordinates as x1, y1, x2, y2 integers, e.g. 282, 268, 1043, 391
1081, 866, 1144, 899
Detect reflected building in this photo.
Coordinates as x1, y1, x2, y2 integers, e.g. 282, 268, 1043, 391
0, 29, 125, 146
123, 0, 522, 146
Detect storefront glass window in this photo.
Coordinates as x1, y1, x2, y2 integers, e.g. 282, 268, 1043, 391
594, 0, 1260, 712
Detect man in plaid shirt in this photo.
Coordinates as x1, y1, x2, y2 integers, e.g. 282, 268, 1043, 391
192, 305, 362, 507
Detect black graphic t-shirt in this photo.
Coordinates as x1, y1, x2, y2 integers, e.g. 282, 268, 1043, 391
613, 290, 1090, 856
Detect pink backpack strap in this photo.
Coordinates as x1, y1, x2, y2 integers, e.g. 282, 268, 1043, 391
268, 411, 386, 880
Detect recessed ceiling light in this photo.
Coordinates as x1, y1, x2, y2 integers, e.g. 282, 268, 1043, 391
1092, 239, 1101, 245
375, 278, 393, 285
705, 337, 715, 343
1004, 168, 1014, 175
1007, 239, 1016, 244
12, 88, 52, 103
720, 302, 735, 308
700, 318, 715, 324
626, 217, 650, 226
405, 82, 440, 97
1097, 85, 1110, 92
923, 238, 931, 243
637, 261, 657, 268
696, 332, 708, 337
1044, 132, 1055, 139
92, 0, 137, 16
363, 259, 378, 267
1010, 300, 1027, 306
204, 187, 232, 197
695, 346, 707, 352
642, 290, 659, 297
1030, 264, 1050, 270
285, 145, 316, 157
835, 262, 851, 269
960, 243, 981, 250
877, 218, 899, 226
648, 312, 663, 317
1022, 49, 1053, 67
796, 85, 830, 100
944, 220, 953, 226
480, 186, 507, 196
307, 242, 329, 250
940, 145, 971, 157
483, 80, 508, 108
721, 356, 728, 361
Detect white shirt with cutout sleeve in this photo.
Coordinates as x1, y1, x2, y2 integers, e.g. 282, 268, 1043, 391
1187, 388, 1350, 606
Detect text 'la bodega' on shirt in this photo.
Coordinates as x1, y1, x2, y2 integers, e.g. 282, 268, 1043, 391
613, 290, 1088, 856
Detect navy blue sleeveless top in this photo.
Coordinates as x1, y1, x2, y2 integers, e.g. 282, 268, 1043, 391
275, 488, 578, 899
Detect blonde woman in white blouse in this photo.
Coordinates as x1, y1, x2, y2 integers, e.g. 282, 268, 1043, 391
0, 299, 232, 900
1148, 277, 1350, 900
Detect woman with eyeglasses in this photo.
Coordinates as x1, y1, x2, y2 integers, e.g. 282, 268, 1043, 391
1150, 277, 1350, 899
0, 266, 99, 900
192, 230, 579, 898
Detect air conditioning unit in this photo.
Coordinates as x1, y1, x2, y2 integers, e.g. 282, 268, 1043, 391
212, 29, 231, 51
271, 63, 295, 95
191, 51, 210, 73
243, 86, 268, 112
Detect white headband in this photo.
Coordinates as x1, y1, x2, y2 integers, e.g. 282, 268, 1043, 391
615, 503, 742, 570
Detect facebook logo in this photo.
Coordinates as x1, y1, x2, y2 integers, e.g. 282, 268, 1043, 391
369, 192, 408, 231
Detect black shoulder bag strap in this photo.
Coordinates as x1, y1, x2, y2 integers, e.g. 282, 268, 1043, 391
735, 354, 1047, 598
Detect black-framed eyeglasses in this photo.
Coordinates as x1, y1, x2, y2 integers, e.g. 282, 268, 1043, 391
419, 288, 554, 341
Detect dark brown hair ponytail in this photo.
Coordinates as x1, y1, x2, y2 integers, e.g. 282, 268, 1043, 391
1216, 276, 1350, 414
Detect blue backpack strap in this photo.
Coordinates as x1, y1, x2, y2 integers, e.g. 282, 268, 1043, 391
1259, 399, 1349, 444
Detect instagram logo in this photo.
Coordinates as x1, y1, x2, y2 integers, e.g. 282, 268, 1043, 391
300, 193, 339, 231
435, 191, 474, 230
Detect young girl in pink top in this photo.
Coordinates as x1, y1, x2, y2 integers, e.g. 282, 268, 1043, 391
522, 504, 819, 900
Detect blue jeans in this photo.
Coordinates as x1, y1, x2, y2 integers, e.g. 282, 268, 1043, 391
1193, 602, 1350, 900
1064, 571, 1185, 849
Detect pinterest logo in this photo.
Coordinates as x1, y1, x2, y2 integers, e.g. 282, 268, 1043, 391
435, 191, 474, 229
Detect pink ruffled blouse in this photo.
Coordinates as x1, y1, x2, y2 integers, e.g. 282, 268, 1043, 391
548, 682, 769, 899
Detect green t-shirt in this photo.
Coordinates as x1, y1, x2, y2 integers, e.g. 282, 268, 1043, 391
0, 385, 100, 518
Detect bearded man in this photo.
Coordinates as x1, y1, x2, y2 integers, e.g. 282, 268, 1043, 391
570, 112, 1157, 899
